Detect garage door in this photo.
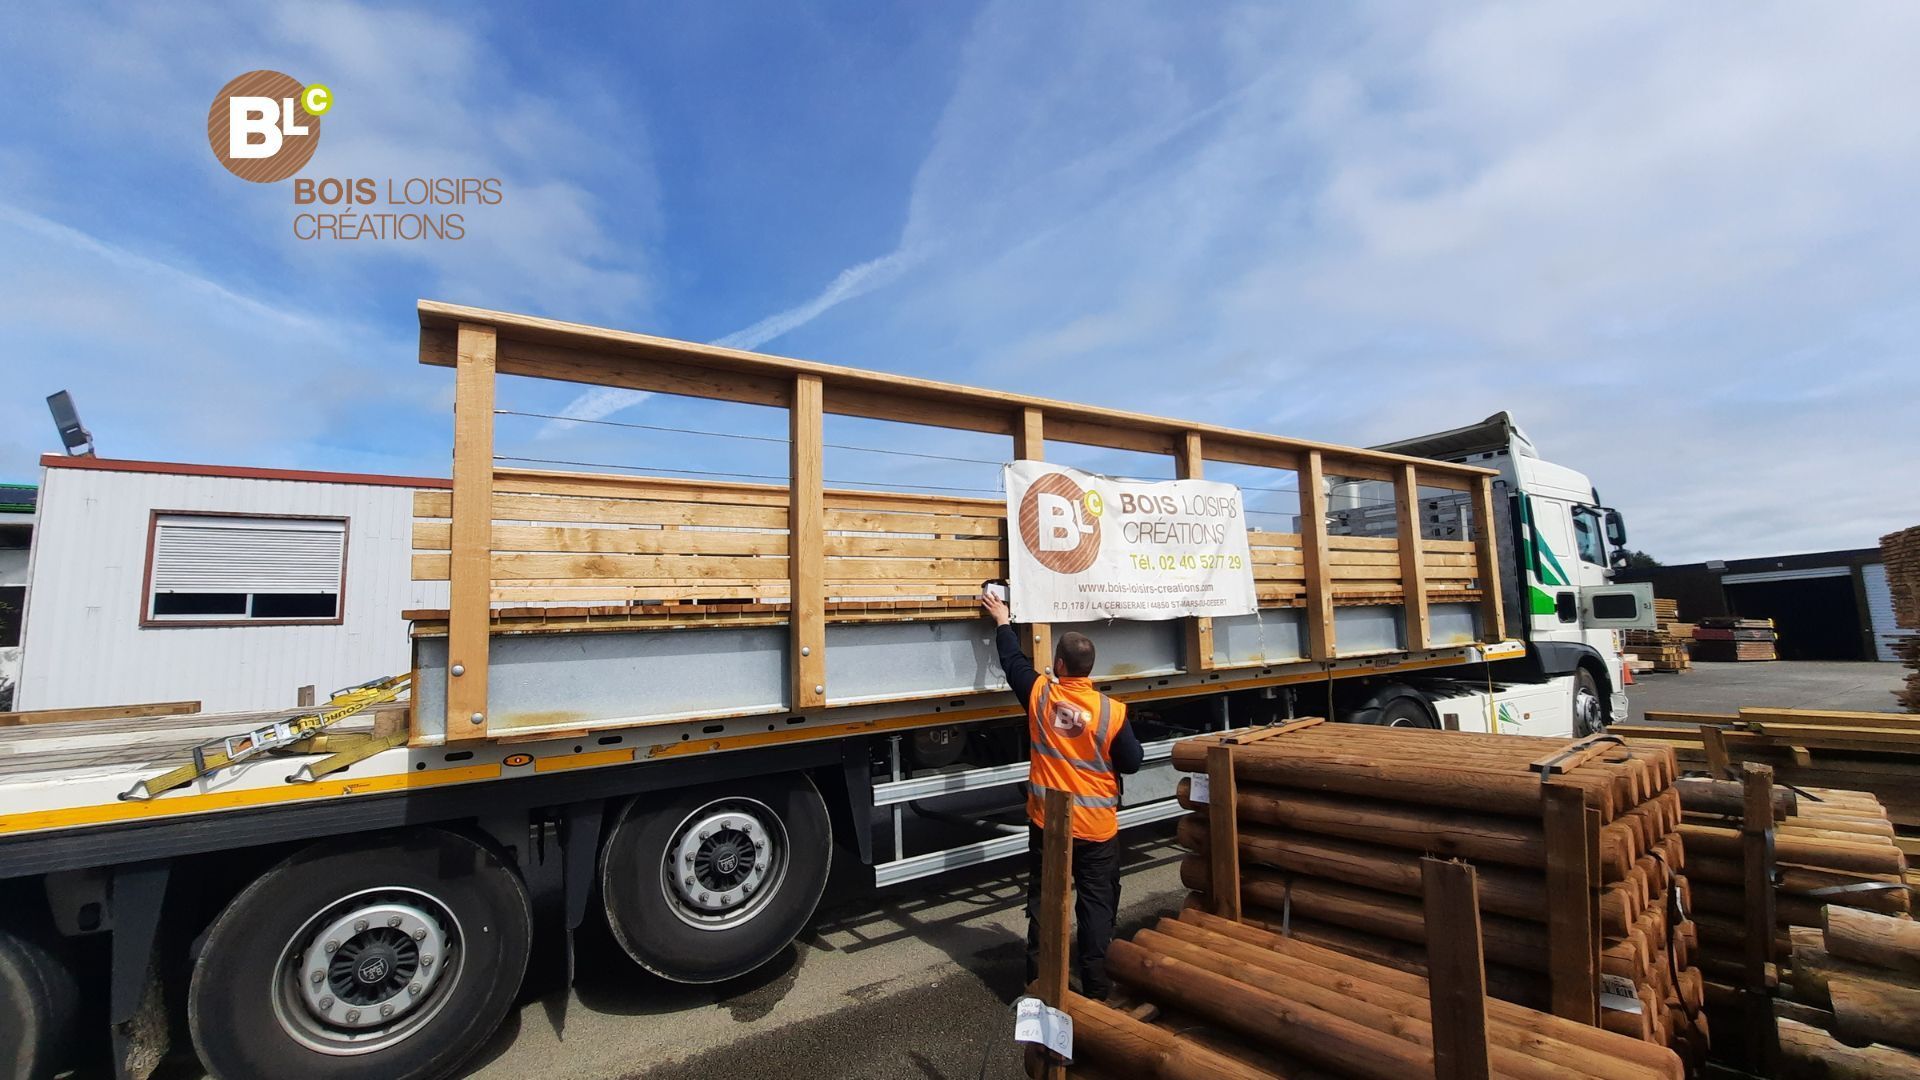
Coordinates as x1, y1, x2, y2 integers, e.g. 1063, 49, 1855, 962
1864, 561, 1910, 663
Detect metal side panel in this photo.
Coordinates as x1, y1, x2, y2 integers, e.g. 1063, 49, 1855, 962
1054, 618, 1182, 679
1210, 610, 1306, 667
1430, 602, 1480, 647
1334, 605, 1404, 656
825, 621, 1007, 707
415, 626, 790, 735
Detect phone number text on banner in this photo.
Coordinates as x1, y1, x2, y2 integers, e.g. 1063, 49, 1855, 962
1004, 461, 1257, 622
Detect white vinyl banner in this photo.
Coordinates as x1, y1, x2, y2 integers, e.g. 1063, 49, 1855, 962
1004, 461, 1257, 622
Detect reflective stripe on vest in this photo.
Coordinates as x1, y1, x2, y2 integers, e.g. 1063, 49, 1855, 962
1027, 782, 1121, 809
1029, 683, 1113, 774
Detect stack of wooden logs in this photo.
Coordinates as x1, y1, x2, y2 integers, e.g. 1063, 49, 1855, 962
1623, 598, 1692, 674
1022, 787, 1685, 1080
1884, 525, 1920, 712
1674, 776, 1909, 990
1166, 721, 1708, 1066
1776, 906, 1920, 1079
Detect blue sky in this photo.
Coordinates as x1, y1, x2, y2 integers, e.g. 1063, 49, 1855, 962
2, 2, 1916, 562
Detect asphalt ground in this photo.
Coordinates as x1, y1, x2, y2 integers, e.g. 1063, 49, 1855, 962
1623, 658, 1903, 721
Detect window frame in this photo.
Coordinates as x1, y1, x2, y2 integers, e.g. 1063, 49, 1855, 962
140, 509, 350, 628
1570, 505, 1608, 568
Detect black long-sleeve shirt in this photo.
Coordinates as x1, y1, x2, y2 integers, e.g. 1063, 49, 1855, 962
996, 624, 1143, 774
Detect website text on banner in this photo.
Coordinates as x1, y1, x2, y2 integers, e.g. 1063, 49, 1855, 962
1003, 461, 1257, 623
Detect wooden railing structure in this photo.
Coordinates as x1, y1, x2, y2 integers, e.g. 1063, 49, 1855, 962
411, 301, 1505, 742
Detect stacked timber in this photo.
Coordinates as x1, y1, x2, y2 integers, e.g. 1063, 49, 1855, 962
1168, 722, 1708, 1065
1617, 709, 1920, 831
1672, 778, 1909, 994
1623, 598, 1692, 674
1048, 908, 1686, 1080
1772, 906, 1920, 1079
1691, 616, 1777, 662
1883, 525, 1920, 712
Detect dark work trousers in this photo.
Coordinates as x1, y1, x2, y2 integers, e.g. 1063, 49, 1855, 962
1024, 825, 1121, 998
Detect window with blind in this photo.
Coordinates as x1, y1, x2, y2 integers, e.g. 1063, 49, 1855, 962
145, 514, 347, 624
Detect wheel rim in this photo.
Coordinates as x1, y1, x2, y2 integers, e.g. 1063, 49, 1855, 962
1574, 685, 1604, 736
658, 797, 790, 931
270, 887, 463, 1056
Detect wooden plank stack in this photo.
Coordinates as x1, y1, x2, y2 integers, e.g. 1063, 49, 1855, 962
1616, 709, 1920, 831
1690, 616, 1778, 662
1623, 598, 1692, 674
1165, 722, 1709, 1066
1883, 526, 1920, 712
1775, 906, 1920, 1079
1022, 787, 1686, 1080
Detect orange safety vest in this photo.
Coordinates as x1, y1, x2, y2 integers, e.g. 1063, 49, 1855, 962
1026, 676, 1127, 841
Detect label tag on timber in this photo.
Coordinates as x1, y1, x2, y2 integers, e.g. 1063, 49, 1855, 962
1599, 974, 1642, 1013
1014, 996, 1073, 1060
1190, 773, 1210, 804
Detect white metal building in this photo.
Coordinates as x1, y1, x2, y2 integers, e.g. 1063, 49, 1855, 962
15, 456, 448, 713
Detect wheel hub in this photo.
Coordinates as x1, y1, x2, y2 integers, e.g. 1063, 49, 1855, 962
295, 900, 447, 1032
659, 799, 791, 931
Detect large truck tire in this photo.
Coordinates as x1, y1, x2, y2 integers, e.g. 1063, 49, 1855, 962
0, 925, 80, 1079
1573, 666, 1606, 736
187, 829, 531, 1080
601, 773, 832, 984
1343, 684, 1437, 729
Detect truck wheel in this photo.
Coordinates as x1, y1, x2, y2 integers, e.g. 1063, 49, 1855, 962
601, 774, 832, 984
1573, 667, 1606, 737
0, 926, 79, 1080
1345, 687, 1436, 729
187, 830, 531, 1080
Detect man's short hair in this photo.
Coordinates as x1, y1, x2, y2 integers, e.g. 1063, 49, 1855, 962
1054, 632, 1096, 677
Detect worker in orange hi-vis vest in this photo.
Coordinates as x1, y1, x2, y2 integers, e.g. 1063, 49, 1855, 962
981, 589, 1143, 1000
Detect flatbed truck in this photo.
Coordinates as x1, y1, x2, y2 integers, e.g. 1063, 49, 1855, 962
0, 303, 1651, 1079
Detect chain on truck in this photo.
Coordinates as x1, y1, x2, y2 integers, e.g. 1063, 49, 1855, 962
0, 303, 1654, 1080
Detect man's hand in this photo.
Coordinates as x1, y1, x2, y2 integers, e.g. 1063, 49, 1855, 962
980, 590, 1012, 627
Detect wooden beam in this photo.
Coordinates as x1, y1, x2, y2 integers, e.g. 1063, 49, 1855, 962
1176, 431, 1214, 673
790, 374, 826, 711
445, 322, 496, 743
1702, 724, 1732, 779
1743, 762, 1780, 1073
1422, 858, 1492, 1080
1542, 781, 1598, 1024
0, 700, 201, 728
1298, 451, 1335, 661
1394, 464, 1432, 652
1013, 407, 1051, 676
417, 300, 1498, 487
1471, 475, 1506, 642
1037, 787, 1073, 1080
1206, 744, 1242, 921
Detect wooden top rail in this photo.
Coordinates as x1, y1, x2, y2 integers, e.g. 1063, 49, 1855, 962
417, 300, 1495, 487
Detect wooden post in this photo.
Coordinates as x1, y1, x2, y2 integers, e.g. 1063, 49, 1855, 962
1206, 743, 1241, 920
1014, 407, 1052, 674
1701, 724, 1732, 780
1471, 475, 1506, 642
1299, 450, 1335, 661
1176, 431, 1215, 672
1037, 787, 1073, 1080
1422, 858, 1492, 1080
1542, 781, 1599, 1024
790, 374, 826, 711
445, 322, 496, 742
1742, 762, 1780, 1072
1394, 464, 1432, 652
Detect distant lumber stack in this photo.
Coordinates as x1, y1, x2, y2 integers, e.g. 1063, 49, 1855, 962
1167, 721, 1707, 1066
1882, 525, 1920, 712
1623, 597, 1692, 674
1691, 615, 1778, 662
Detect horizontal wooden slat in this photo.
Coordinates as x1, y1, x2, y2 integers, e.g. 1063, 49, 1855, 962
416, 489, 451, 518
414, 521, 787, 556
822, 489, 1003, 513
824, 534, 1004, 559
487, 492, 787, 530
0, 699, 203, 727
1326, 534, 1400, 551
824, 557, 1005, 581
823, 509, 1004, 537
1246, 530, 1304, 545
494, 467, 789, 507
1422, 539, 1478, 554
1327, 550, 1403, 566
1328, 564, 1406, 581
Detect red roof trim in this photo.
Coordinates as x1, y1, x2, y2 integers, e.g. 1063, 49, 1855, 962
39, 455, 451, 489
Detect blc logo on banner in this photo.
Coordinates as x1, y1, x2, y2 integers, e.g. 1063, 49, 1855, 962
1017, 472, 1104, 574
207, 70, 332, 183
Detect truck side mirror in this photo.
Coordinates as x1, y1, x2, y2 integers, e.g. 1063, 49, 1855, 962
1603, 508, 1627, 547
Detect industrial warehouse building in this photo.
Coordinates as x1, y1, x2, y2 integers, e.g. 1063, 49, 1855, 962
12, 456, 448, 713
1615, 547, 1909, 663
